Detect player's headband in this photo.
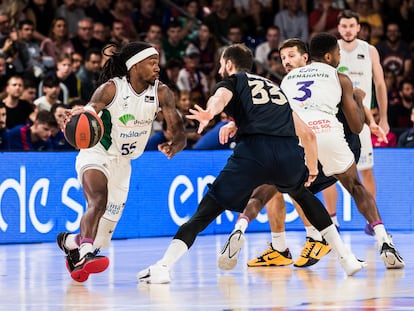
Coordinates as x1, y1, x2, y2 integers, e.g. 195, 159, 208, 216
126, 47, 159, 70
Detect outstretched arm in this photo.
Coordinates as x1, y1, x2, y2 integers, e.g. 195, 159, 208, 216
186, 87, 233, 134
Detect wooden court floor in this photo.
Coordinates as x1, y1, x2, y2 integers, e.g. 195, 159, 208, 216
0, 230, 412, 310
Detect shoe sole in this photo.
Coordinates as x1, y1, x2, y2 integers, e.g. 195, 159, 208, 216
381, 251, 405, 269
346, 263, 365, 276
247, 261, 293, 267
294, 257, 319, 267
70, 257, 110, 282
343, 260, 367, 276
141, 275, 170, 284
218, 232, 245, 270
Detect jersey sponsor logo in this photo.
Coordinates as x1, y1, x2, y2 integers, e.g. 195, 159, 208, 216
337, 66, 348, 73
357, 54, 365, 59
118, 115, 153, 127
119, 130, 148, 138
119, 114, 135, 125
106, 202, 124, 216
145, 95, 155, 103
286, 72, 329, 79
338, 66, 364, 77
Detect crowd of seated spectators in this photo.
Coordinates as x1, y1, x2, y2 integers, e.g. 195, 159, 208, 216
0, 0, 414, 152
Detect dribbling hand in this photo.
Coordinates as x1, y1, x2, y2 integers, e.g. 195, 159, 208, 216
158, 142, 180, 159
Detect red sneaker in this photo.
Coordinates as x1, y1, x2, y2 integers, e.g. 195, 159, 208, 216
70, 252, 109, 282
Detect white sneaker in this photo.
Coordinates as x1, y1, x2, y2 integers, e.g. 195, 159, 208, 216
137, 264, 170, 284
339, 254, 366, 276
380, 242, 405, 269
218, 230, 245, 270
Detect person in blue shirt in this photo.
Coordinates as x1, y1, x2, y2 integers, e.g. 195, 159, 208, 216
6, 110, 57, 151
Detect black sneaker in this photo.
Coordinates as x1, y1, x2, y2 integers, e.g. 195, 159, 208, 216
56, 232, 80, 273
70, 250, 110, 283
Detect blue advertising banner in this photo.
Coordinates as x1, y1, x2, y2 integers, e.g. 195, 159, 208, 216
0, 149, 413, 244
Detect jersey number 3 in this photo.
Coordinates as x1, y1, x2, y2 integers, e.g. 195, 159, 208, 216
293, 80, 314, 101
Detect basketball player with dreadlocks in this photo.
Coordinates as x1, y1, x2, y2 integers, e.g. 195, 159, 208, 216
56, 42, 186, 282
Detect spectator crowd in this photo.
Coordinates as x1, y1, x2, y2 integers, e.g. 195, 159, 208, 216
0, 0, 414, 151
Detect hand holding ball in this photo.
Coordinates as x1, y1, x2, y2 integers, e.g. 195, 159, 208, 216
64, 109, 104, 149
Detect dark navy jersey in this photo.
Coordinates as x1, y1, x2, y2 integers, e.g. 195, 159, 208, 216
214, 72, 297, 139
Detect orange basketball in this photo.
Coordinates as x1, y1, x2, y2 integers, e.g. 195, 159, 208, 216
64, 110, 104, 149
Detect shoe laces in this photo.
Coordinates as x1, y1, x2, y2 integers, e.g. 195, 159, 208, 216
300, 239, 315, 258
257, 242, 276, 258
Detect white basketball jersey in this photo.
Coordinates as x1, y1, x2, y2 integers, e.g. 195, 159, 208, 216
100, 76, 159, 159
338, 39, 372, 108
281, 62, 342, 130
281, 62, 355, 176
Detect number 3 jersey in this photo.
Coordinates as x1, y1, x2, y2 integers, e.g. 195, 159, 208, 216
281, 61, 355, 176
281, 62, 343, 135
99, 76, 159, 159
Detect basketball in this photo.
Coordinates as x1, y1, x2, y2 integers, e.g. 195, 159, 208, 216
64, 110, 104, 149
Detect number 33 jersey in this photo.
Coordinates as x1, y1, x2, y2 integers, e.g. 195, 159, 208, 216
217, 72, 298, 139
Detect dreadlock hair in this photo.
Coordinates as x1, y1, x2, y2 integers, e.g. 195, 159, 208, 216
98, 41, 154, 84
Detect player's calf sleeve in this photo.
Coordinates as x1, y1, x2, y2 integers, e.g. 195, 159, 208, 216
174, 194, 223, 248
94, 217, 118, 249
93, 201, 125, 249
289, 186, 332, 231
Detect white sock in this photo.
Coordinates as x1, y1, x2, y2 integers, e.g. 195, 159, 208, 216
234, 215, 249, 233
305, 226, 322, 241
271, 232, 287, 252
330, 215, 339, 227
65, 233, 80, 250
157, 239, 188, 268
373, 224, 391, 246
320, 224, 349, 259
79, 243, 93, 259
